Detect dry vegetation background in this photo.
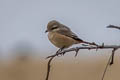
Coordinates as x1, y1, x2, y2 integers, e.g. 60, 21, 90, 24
0, 50, 120, 80
1, 0, 120, 79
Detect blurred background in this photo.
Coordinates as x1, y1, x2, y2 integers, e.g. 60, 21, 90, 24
0, 0, 120, 80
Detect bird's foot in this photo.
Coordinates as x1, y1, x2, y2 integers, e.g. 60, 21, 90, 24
56, 47, 65, 56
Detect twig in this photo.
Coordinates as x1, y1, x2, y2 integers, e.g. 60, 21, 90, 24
107, 25, 120, 30
45, 49, 63, 80
45, 45, 120, 80
101, 48, 118, 80
110, 48, 118, 65
47, 45, 120, 59
45, 57, 55, 80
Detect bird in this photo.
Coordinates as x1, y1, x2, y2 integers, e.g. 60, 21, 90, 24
45, 20, 97, 54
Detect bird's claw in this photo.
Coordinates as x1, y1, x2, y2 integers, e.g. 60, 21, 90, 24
56, 50, 66, 57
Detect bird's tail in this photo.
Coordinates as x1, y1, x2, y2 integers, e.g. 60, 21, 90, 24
76, 39, 98, 46
82, 41, 98, 46
74, 38, 98, 46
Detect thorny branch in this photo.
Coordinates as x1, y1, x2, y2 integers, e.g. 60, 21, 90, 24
45, 44, 120, 80
45, 24, 120, 80
101, 48, 118, 80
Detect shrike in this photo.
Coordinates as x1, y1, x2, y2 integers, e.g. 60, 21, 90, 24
45, 20, 97, 52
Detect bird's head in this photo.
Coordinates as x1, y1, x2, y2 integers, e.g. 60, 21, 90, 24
45, 20, 60, 33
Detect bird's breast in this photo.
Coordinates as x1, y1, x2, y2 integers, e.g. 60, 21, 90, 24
48, 32, 77, 48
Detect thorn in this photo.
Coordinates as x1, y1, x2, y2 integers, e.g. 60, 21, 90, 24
102, 43, 104, 47
96, 47, 98, 51
88, 48, 91, 50
95, 43, 101, 51
110, 62, 113, 66
62, 52, 65, 56
75, 48, 79, 57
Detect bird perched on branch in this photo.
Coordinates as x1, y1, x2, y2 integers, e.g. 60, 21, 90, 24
45, 20, 97, 53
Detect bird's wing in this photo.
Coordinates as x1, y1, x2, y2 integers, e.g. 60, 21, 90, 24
57, 24, 83, 42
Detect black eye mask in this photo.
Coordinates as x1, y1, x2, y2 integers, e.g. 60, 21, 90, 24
51, 27, 58, 30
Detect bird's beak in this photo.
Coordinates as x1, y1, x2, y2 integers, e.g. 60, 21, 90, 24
45, 30, 48, 33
